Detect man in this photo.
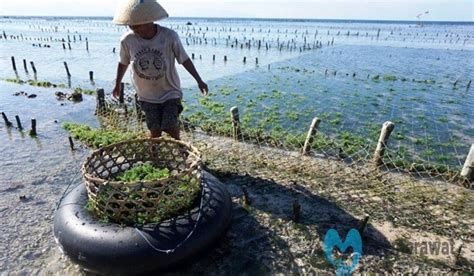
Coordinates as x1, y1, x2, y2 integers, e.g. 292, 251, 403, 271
112, 0, 208, 140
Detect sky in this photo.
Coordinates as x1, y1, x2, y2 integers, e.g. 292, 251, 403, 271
0, 0, 473, 21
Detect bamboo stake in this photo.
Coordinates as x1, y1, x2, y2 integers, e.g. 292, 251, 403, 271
119, 83, 124, 104
372, 121, 395, 166
292, 199, 301, 223
358, 215, 370, 236
461, 144, 473, 181
68, 136, 75, 150
23, 59, 28, 73
63, 61, 71, 77
2, 112, 13, 127
134, 93, 143, 123
15, 115, 22, 130
230, 106, 241, 140
30, 61, 37, 74
242, 186, 251, 206
302, 117, 321, 155
11, 56, 17, 71
29, 119, 37, 136
96, 88, 106, 114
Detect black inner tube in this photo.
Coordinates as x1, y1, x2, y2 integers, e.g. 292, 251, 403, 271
53, 171, 232, 275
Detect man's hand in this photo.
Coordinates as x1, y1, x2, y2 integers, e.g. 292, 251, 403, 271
182, 59, 208, 96
198, 80, 208, 95
112, 85, 120, 100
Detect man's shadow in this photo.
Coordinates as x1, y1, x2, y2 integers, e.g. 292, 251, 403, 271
170, 168, 392, 274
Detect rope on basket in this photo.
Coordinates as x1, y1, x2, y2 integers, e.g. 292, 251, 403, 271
134, 176, 207, 254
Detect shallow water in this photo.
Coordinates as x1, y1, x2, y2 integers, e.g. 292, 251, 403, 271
182, 42, 473, 166
0, 81, 96, 274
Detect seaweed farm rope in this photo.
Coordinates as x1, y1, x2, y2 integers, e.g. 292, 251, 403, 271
55, 159, 84, 211
134, 177, 207, 254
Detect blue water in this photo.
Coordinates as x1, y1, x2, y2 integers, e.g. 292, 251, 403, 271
1, 16, 473, 167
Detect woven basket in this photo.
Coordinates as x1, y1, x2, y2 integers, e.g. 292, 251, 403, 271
81, 138, 202, 224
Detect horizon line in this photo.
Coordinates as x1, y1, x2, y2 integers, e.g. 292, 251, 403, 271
1, 15, 473, 24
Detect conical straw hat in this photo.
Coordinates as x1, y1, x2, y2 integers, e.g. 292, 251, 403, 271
113, 0, 169, 25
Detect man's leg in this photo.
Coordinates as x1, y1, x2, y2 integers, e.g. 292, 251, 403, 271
163, 127, 180, 140
139, 100, 163, 139
149, 129, 162, 138
161, 99, 183, 140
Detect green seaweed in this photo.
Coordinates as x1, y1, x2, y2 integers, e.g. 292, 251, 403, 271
62, 122, 142, 148
383, 75, 397, 81
113, 162, 170, 182
74, 87, 96, 95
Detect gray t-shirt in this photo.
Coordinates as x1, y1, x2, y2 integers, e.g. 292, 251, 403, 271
119, 26, 189, 103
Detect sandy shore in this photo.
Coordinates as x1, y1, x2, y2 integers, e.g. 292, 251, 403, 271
0, 83, 472, 274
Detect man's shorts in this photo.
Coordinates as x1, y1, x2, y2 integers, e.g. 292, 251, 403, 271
138, 98, 183, 132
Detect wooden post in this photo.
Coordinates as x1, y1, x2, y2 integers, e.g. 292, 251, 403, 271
29, 119, 37, 136
15, 115, 22, 130
89, 71, 94, 82
372, 121, 395, 166
230, 106, 241, 140
461, 144, 474, 181
68, 136, 75, 150
63, 61, 71, 77
2, 112, 13, 127
86, 40, 89, 51
23, 59, 28, 73
302, 117, 321, 155
358, 215, 370, 236
134, 93, 143, 121
11, 56, 17, 71
119, 83, 125, 104
242, 186, 251, 206
30, 61, 36, 74
292, 199, 301, 223
96, 88, 106, 114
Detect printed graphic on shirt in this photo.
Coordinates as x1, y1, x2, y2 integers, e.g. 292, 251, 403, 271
133, 47, 167, 80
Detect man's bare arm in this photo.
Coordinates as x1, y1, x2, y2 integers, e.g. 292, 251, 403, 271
182, 59, 208, 95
